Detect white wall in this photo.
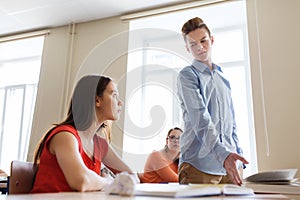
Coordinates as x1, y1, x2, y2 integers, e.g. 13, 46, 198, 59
27, 26, 70, 160
246, 0, 300, 177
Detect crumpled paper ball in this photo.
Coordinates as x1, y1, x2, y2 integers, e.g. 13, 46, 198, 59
105, 171, 139, 196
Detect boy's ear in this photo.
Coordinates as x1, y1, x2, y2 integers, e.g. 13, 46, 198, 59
95, 96, 101, 107
186, 45, 190, 53
210, 36, 214, 45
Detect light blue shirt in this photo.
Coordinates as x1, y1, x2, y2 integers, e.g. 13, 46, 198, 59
177, 60, 243, 175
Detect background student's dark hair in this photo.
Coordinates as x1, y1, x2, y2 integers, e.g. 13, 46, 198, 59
167, 127, 183, 137
33, 75, 112, 164
181, 17, 211, 42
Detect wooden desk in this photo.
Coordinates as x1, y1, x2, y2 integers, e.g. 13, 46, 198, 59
0, 192, 297, 200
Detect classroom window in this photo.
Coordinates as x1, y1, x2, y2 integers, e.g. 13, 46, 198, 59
123, 0, 257, 177
0, 36, 44, 174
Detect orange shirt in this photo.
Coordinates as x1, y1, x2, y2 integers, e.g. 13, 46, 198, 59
31, 125, 108, 193
139, 150, 178, 183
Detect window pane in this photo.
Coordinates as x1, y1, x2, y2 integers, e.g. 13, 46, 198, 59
212, 29, 245, 63
124, 0, 257, 177
0, 36, 43, 174
1, 87, 24, 166
222, 65, 257, 176
0, 59, 41, 87
20, 85, 38, 159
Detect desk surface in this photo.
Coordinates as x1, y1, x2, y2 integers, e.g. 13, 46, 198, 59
1, 192, 298, 200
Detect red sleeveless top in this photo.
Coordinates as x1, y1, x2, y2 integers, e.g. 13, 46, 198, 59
31, 125, 108, 193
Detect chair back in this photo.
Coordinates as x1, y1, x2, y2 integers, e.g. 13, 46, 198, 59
8, 160, 37, 194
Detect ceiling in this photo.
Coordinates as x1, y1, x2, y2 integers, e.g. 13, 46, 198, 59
0, 0, 191, 37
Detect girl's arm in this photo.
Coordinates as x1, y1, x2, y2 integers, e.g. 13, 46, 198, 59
145, 151, 178, 182
154, 165, 178, 182
49, 131, 112, 192
102, 144, 132, 174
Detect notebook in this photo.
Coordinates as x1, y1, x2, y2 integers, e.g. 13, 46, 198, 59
134, 183, 254, 198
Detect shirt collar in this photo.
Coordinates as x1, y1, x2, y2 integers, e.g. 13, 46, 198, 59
192, 59, 222, 73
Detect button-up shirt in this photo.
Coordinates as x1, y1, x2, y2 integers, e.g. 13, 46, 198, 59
177, 59, 243, 175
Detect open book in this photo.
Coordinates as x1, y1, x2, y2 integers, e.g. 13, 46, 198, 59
134, 183, 254, 198
244, 168, 300, 194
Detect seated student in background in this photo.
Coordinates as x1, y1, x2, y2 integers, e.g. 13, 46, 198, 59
0, 169, 7, 177
139, 127, 183, 183
31, 75, 134, 193
97, 120, 116, 178
97, 120, 112, 143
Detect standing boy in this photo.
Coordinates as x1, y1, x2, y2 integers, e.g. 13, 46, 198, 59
177, 17, 248, 185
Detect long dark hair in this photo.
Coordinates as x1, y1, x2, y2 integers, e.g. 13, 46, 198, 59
33, 75, 112, 164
